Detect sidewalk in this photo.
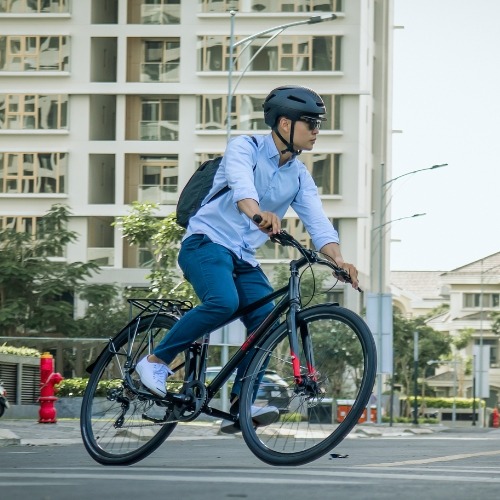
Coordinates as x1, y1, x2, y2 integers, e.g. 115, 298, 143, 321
1, 418, 496, 447
0, 418, 225, 447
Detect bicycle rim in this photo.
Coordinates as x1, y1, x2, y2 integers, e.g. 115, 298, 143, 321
80, 314, 179, 465
239, 304, 376, 466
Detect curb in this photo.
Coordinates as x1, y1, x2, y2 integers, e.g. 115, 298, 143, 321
0, 429, 21, 446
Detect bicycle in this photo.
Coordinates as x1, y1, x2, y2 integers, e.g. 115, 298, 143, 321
80, 229, 376, 467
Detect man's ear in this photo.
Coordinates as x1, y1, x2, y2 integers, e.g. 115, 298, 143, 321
277, 116, 290, 133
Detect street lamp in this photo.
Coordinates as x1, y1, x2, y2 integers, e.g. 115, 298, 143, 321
226, 11, 337, 140
220, 10, 337, 410
369, 162, 448, 425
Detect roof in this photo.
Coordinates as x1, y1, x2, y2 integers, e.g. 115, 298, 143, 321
445, 252, 500, 274
391, 271, 444, 300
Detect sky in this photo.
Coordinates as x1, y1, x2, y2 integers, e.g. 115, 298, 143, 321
390, 0, 500, 271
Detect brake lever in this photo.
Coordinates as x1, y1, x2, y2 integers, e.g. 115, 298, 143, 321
334, 267, 363, 294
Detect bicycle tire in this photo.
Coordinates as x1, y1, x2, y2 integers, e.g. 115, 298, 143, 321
239, 304, 376, 466
80, 314, 179, 466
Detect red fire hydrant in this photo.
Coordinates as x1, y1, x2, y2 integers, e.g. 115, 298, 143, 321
38, 352, 64, 424
492, 407, 500, 428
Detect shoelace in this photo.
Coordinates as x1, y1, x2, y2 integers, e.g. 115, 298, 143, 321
152, 363, 173, 381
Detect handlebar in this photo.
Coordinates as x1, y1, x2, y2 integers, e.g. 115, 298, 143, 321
252, 215, 361, 292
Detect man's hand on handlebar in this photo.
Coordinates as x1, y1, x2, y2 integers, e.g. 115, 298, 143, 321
252, 213, 281, 235
334, 262, 359, 290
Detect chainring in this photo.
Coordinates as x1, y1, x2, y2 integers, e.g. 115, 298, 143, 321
171, 380, 207, 422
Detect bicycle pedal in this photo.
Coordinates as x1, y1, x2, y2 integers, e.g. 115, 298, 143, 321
138, 383, 166, 400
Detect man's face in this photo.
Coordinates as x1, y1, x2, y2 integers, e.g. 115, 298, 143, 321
278, 116, 321, 151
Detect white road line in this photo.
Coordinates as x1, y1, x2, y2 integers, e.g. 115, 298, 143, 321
1, 468, 500, 484
360, 449, 500, 467
0, 472, 356, 486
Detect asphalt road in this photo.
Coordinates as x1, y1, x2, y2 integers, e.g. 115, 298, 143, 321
1, 426, 500, 500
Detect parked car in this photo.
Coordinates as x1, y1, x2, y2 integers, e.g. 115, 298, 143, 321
204, 367, 292, 414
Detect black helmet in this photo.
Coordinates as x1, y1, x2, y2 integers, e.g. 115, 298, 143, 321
263, 85, 327, 128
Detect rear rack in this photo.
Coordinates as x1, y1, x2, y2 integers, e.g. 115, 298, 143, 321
127, 298, 193, 320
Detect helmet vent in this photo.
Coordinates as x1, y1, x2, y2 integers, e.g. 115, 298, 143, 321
287, 95, 306, 104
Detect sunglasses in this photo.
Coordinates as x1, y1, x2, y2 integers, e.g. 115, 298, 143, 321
299, 116, 323, 131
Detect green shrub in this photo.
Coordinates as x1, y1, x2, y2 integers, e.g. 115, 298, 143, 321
56, 377, 122, 397
400, 396, 485, 409
0, 343, 41, 358
382, 416, 439, 425
56, 377, 184, 397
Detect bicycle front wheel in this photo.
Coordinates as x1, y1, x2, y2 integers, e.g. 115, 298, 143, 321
239, 304, 376, 466
80, 314, 179, 465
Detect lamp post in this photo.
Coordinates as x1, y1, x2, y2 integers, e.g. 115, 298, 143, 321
370, 162, 448, 425
221, 10, 336, 410
226, 11, 337, 140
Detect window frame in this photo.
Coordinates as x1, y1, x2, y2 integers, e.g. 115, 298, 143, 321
0, 151, 67, 194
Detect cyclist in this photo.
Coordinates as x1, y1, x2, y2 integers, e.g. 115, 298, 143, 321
136, 85, 359, 432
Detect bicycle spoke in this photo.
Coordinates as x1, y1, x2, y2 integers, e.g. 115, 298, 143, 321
81, 315, 180, 465
239, 305, 376, 466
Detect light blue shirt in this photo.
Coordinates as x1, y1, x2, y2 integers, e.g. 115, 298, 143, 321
184, 133, 339, 266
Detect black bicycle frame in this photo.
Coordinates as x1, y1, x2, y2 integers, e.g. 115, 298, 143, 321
190, 255, 314, 419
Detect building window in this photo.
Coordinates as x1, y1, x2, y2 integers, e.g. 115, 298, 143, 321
140, 98, 179, 140
141, 39, 180, 82
464, 293, 500, 309
197, 95, 266, 131
0, 94, 68, 130
194, 152, 223, 168
0, 152, 66, 194
0, 0, 69, 13
128, 0, 180, 24
138, 155, 178, 204
197, 94, 340, 131
325, 290, 344, 306
199, 35, 341, 73
0, 215, 42, 236
301, 153, 340, 195
0, 36, 69, 72
199, 0, 343, 13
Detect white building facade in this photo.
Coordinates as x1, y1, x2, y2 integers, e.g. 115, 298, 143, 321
0, 0, 394, 315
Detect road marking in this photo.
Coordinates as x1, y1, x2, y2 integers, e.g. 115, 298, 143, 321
361, 449, 500, 467
0, 472, 357, 486
2, 467, 500, 485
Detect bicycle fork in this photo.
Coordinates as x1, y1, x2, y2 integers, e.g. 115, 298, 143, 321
286, 261, 317, 388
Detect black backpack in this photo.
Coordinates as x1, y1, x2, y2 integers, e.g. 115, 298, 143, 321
176, 136, 258, 228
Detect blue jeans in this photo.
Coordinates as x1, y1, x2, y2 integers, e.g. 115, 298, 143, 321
153, 234, 274, 397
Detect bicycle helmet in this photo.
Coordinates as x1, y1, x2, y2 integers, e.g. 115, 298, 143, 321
262, 85, 326, 154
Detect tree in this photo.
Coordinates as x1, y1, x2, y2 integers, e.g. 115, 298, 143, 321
114, 202, 197, 303
0, 205, 100, 336
75, 283, 129, 339
491, 310, 500, 335
392, 311, 451, 397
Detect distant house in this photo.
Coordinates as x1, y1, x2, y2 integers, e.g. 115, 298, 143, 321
391, 252, 500, 408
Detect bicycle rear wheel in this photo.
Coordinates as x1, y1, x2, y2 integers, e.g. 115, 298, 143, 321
80, 314, 179, 465
239, 304, 376, 466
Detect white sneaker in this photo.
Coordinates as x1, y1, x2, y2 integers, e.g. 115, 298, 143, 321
220, 405, 280, 434
136, 356, 173, 397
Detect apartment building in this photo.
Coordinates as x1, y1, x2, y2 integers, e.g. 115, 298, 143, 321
0, 0, 394, 315
391, 253, 500, 409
